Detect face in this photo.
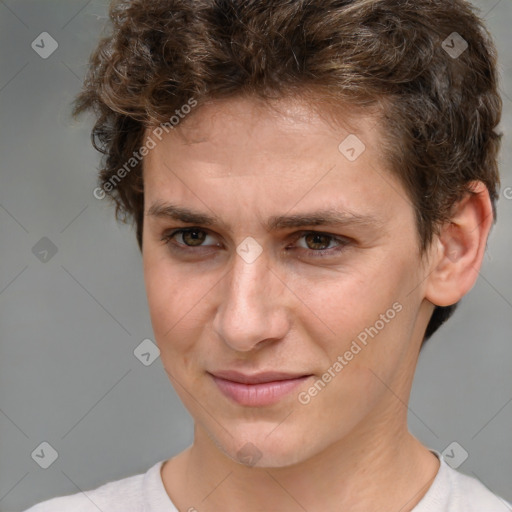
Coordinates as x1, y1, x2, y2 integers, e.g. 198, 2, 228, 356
142, 95, 434, 468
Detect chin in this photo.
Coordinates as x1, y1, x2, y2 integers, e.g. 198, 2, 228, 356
212, 423, 319, 469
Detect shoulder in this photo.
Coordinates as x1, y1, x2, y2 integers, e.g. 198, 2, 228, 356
446, 467, 511, 511
415, 451, 512, 512
22, 461, 165, 512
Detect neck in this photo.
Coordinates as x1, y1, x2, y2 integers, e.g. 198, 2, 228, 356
162, 410, 439, 512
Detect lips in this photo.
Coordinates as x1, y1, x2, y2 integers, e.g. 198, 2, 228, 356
209, 370, 313, 406
210, 370, 310, 384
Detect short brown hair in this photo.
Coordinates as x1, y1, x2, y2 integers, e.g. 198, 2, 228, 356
73, 0, 503, 343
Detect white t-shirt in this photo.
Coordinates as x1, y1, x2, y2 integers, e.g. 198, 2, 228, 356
24, 450, 511, 511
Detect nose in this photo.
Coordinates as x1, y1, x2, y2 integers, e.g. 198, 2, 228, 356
212, 247, 290, 352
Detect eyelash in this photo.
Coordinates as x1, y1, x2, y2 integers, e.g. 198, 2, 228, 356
160, 228, 349, 258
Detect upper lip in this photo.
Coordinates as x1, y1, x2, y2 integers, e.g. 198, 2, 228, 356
209, 370, 311, 384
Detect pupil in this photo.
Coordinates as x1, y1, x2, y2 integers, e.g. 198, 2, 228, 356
184, 230, 205, 246
307, 233, 329, 250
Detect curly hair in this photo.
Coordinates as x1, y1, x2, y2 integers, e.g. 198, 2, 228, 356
72, 0, 503, 343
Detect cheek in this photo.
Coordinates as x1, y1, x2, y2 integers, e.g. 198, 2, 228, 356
288, 251, 418, 363
143, 250, 186, 342
143, 250, 216, 361
284, 262, 397, 334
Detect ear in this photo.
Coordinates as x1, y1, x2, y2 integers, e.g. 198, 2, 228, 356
425, 181, 494, 307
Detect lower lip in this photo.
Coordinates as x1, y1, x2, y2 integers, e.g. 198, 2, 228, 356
211, 374, 312, 406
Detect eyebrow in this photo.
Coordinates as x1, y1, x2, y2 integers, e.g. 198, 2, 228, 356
146, 201, 381, 232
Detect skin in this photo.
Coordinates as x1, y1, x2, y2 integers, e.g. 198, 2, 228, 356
141, 95, 493, 512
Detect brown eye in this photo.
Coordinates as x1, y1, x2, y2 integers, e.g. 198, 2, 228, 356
161, 228, 217, 250
290, 231, 350, 258
303, 233, 333, 251
161, 228, 349, 260
180, 229, 207, 246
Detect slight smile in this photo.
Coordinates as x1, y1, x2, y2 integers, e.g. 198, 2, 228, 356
209, 371, 313, 407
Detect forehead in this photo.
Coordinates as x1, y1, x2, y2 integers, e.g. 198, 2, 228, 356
157, 95, 380, 156
142, 95, 410, 231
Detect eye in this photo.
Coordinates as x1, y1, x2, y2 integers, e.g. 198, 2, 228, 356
161, 227, 349, 259
161, 228, 219, 250
289, 231, 349, 258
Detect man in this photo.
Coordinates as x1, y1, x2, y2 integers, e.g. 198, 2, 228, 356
25, 0, 511, 510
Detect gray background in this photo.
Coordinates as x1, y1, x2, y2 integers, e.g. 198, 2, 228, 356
0, 0, 511, 510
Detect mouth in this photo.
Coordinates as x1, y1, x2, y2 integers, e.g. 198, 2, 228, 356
208, 370, 313, 407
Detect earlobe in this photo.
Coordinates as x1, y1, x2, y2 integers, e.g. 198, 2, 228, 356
425, 181, 493, 307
